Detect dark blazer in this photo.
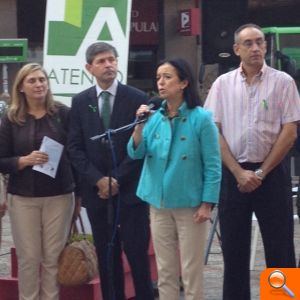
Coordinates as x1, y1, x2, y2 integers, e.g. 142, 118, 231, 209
68, 82, 148, 207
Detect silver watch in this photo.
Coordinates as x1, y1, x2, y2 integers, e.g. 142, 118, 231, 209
254, 168, 264, 180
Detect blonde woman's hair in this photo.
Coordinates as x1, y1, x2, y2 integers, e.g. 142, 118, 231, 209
8, 63, 56, 125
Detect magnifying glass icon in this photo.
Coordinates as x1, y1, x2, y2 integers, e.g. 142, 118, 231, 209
268, 270, 295, 298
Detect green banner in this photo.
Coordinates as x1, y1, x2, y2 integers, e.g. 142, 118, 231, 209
43, 0, 132, 106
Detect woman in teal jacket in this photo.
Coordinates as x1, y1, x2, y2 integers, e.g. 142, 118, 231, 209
127, 58, 221, 300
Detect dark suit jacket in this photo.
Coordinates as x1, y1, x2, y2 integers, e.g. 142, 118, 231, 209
68, 82, 148, 208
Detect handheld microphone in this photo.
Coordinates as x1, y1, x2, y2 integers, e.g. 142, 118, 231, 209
90, 97, 162, 141
148, 96, 163, 109
137, 103, 155, 121
137, 96, 163, 122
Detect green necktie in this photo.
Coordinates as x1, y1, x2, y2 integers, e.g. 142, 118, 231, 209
101, 91, 111, 129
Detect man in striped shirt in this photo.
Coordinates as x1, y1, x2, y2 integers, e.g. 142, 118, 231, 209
204, 23, 300, 300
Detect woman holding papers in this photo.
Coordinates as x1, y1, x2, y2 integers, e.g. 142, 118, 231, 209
0, 63, 76, 300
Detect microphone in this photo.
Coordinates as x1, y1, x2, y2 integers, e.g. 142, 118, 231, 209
148, 96, 163, 110
136, 96, 163, 122
90, 97, 162, 141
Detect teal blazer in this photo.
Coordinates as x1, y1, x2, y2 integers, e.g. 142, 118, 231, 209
127, 101, 221, 209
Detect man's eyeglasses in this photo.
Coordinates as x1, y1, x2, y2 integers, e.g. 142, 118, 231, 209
239, 38, 265, 49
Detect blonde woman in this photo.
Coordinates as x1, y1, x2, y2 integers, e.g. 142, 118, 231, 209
0, 63, 77, 300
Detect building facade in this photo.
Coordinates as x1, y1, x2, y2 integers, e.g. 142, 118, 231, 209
0, 0, 300, 99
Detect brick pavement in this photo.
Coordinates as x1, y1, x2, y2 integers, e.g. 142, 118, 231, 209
203, 207, 300, 300
1, 210, 300, 300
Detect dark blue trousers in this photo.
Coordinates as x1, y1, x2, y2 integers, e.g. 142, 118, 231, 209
220, 162, 296, 300
86, 200, 154, 300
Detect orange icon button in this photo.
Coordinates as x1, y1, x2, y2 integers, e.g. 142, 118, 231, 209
261, 268, 299, 299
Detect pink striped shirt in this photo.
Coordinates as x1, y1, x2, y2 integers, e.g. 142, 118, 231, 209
204, 63, 300, 163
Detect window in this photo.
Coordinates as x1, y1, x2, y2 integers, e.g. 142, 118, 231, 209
17, 0, 46, 44
128, 49, 157, 93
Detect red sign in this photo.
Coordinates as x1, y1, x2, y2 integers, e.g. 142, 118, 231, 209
130, 0, 159, 45
179, 8, 200, 36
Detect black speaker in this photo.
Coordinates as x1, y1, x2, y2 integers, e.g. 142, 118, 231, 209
201, 0, 248, 65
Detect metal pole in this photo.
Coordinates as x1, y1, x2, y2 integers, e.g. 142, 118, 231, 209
2, 64, 8, 94
204, 208, 220, 264
0, 63, 10, 104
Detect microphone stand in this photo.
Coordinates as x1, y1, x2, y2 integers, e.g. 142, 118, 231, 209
105, 132, 115, 300
90, 117, 147, 300
90, 117, 147, 141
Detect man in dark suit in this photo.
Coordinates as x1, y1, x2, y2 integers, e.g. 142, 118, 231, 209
68, 42, 154, 300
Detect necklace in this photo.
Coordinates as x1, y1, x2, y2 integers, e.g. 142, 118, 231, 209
166, 106, 178, 118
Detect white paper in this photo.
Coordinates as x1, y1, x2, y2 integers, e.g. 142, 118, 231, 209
33, 136, 64, 178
